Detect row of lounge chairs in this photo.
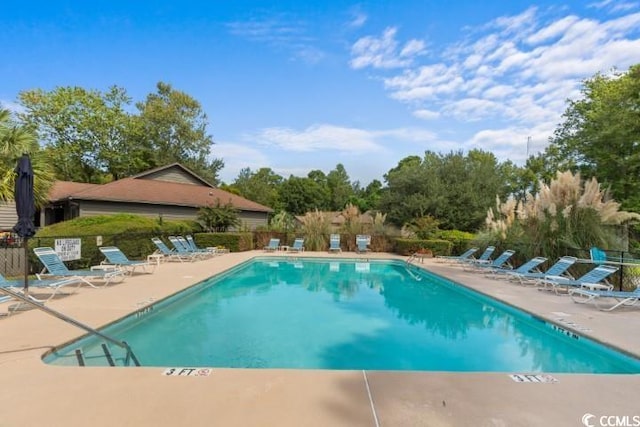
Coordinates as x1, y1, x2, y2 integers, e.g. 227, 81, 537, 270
264, 238, 305, 252
1, 235, 227, 314
0, 246, 133, 312
151, 235, 227, 262
438, 247, 639, 311
262, 234, 371, 253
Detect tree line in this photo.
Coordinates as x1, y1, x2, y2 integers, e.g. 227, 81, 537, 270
2, 64, 639, 233
16, 82, 223, 185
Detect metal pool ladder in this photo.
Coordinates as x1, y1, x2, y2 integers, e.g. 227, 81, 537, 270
0, 287, 140, 367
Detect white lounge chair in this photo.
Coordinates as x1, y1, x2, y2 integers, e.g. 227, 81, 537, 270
329, 234, 342, 253
463, 249, 515, 272
0, 272, 83, 303
33, 247, 125, 287
264, 238, 280, 252
507, 256, 577, 285
99, 246, 156, 275
435, 247, 478, 263
569, 285, 640, 311
458, 246, 495, 266
289, 238, 305, 252
539, 265, 618, 295
485, 256, 547, 279
185, 235, 219, 256
356, 235, 370, 253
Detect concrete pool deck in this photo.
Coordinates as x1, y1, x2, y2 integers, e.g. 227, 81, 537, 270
0, 251, 638, 426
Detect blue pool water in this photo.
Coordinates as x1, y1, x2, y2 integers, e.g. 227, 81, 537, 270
45, 258, 640, 372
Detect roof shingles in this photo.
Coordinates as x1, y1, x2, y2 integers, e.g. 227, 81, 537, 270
49, 178, 272, 213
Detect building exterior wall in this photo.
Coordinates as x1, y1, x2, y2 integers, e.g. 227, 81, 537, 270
78, 200, 196, 220
0, 201, 18, 231
237, 211, 270, 230
75, 200, 268, 230
141, 167, 205, 186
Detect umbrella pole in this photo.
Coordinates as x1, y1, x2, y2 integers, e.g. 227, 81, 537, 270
23, 237, 29, 296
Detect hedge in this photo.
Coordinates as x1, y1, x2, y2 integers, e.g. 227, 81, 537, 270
30, 214, 202, 270
193, 232, 254, 252
435, 230, 476, 255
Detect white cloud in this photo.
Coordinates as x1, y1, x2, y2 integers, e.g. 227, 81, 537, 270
413, 109, 441, 120
227, 19, 308, 43
526, 15, 580, 45
250, 124, 437, 154
214, 142, 271, 183
219, 125, 442, 183
351, 5, 640, 143
226, 16, 323, 64
446, 98, 509, 121
253, 124, 384, 152
490, 6, 538, 36
609, 2, 640, 12
588, 0, 640, 12
350, 27, 426, 69
482, 84, 516, 99
589, 0, 615, 8
466, 122, 556, 163
348, 11, 367, 28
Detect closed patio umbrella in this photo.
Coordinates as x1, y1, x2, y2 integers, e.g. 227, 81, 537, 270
12, 154, 36, 294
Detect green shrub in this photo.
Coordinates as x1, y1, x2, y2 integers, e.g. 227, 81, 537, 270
31, 214, 202, 269
193, 232, 254, 252
435, 230, 475, 255
394, 238, 452, 256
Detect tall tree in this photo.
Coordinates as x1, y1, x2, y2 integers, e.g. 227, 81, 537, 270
279, 176, 328, 215
326, 163, 353, 211
544, 64, 640, 210
134, 82, 223, 185
0, 109, 55, 205
379, 155, 440, 227
232, 167, 283, 209
379, 150, 511, 231
18, 86, 135, 182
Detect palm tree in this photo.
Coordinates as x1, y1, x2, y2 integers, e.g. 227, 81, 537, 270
0, 108, 55, 206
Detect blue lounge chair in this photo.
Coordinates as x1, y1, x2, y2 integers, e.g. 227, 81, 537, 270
168, 236, 205, 261
176, 236, 213, 258
0, 272, 83, 303
509, 256, 577, 285
436, 247, 478, 263
264, 238, 280, 252
152, 237, 197, 262
356, 235, 370, 253
185, 235, 219, 256
570, 285, 640, 311
540, 264, 618, 294
459, 246, 495, 266
329, 234, 342, 253
99, 246, 156, 275
33, 247, 125, 287
151, 237, 183, 262
464, 249, 515, 272
289, 238, 305, 253
486, 256, 547, 279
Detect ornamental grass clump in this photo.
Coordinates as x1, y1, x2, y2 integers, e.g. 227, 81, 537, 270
481, 171, 640, 261
300, 209, 331, 251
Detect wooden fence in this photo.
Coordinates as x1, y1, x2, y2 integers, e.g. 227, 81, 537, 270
0, 247, 26, 278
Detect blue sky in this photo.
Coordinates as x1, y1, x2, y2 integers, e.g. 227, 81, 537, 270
2, 1, 640, 185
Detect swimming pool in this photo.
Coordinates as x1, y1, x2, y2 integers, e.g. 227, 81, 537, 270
44, 258, 640, 372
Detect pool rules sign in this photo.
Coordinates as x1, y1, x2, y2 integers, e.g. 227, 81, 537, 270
55, 238, 82, 261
